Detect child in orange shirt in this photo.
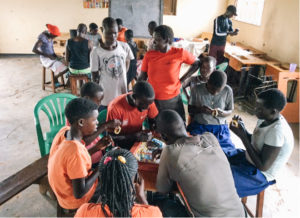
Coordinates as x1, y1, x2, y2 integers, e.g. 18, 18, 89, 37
48, 98, 112, 209
75, 148, 162, 217
116, 18, 127, 42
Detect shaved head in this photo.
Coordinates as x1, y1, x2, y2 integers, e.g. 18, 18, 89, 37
156, 110, 186, 141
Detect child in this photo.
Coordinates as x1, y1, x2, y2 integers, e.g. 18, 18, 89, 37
182, 55, 216, 99
116, 18, 127, 42
66, 23, 92, 77
85, 23, 102, 48
106, 81, 158, 150
229, 89, 294, 197
32, 24, 68, 85
139, 25, 200, 122
187, 70, 235, 155
125, 29, 138, 86
48, 98, 111, 209
91, 17, 134, 112
75, 148, 163, 217
147, 21, 157, 51
80, 82, 121, 167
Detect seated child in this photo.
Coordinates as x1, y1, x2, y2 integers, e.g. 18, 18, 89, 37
84, 22, 102, 48
48, 98, 111, 209
66, 23, 92, 77
79, 82, 121, 167
228, 89, 294, 197
32, 24, 68, 85
125, 29, 138, 87
147, 21, 157, 51
187, 70, 235, 155
106, 81, 158, 150
182, 55, 216, 98
75, 148, 163, 217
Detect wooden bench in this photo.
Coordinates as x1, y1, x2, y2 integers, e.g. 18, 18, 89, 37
0, 155, 49, 205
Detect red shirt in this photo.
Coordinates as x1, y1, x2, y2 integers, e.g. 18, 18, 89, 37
106, 93, 158, 134
141, 47, 196, 100
117, 27, 127, 42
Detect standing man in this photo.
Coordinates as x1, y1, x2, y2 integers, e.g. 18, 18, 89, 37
209, 5, 239, 65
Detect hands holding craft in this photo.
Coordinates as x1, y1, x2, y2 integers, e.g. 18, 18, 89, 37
229, 115, 248, 138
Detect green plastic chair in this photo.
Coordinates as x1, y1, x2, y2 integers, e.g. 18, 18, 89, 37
34, 93, 77, 157
98, 109, 108, 124
216, 62, 228, 72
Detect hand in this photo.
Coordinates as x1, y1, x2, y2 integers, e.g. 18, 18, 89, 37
216, 108, 225, 116
202, 105, 213, 114
104, 119, 122, 131
95, 135, 113, 150
229, 116, 247, 139
134, 174, 148, 204
136, 131, 152, 142
152, 149, 162, 161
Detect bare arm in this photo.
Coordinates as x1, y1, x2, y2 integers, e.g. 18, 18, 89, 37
65, 41, 70, 66
230, 124, 281, 171
126, 59, 130, 73
180, 60, 201, 83
92, 71, 100, 83
138, 71, 148, 81
72, 168, 99, 199
32, 39, 56, 59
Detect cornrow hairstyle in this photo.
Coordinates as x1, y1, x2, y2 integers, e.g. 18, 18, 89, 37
65, 98, 98, 125
77, 23, 87, 34
257, 88, 287, 112
208, 70, 227, 88
80, 82, 103, 98
98, 148, 138, 217
154, 25, 174, 45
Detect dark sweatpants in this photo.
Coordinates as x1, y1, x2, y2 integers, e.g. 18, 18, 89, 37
155, 94, 186, 122
209, 44, 226, 65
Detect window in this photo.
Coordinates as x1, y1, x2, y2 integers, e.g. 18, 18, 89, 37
164, 0, 177, 16
235, 0, 265, 26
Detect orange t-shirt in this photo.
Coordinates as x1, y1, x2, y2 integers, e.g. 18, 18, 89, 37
117, 27, 127, 42
106, 93, 158, 134
141, 47, 196, 100
48, 126, 98, 209
75, 203, 163, 217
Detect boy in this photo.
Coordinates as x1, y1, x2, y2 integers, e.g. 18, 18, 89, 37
139, 25, 200, 122
229, 89, 294, 197
187, 70, 235, 155
48, 98, 111, 209
147, 21, 157, 51
116, 18, 127, 42
80, 82, 121, 166
125, 29, 138, 86
85, 23, 102, 48
32, 24, 68, 85
209, 5, 239, 64
106, 81, 158, 150
155, 110, 246, 217
91, 17, 134, 111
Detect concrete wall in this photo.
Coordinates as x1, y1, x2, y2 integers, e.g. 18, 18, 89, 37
228, 0, 299, 65
0, 0, 227, 54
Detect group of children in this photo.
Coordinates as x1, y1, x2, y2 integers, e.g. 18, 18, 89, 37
39, 16, 294, 217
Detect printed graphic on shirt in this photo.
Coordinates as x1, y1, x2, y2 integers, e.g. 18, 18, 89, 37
103, 55, 124, 79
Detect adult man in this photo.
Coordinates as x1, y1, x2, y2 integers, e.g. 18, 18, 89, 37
209, 5, 239, 64
106, 81, 158, 150
155, 110, 246, 217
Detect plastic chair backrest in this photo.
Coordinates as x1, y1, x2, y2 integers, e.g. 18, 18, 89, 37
34, 93, 77, 157
98, 109, 108, 124
216, 62, 228, 72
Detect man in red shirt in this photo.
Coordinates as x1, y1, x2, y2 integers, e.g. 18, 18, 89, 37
116, 18, 127, 42
107, 81, 158, 149
139, 25, 200, 122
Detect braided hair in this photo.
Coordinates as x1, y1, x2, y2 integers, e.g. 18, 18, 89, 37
98, 148, 138, 217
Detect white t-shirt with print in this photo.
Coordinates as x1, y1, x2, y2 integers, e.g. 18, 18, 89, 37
90, 41, 134, 106
246, 115, 294, 181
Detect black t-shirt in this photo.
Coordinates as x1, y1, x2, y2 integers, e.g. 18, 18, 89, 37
211, 15, 233, 46
67, 38, 90, 70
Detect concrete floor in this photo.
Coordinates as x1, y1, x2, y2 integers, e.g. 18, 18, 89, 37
0, 55, 299, 217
